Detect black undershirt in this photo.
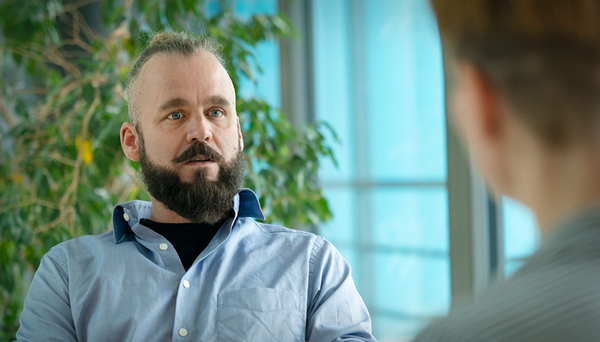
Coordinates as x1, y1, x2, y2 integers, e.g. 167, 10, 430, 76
140, 216, 229, 271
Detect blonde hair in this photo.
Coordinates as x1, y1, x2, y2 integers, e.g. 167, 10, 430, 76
431, 0, 600, 145
125, 31, 225, 126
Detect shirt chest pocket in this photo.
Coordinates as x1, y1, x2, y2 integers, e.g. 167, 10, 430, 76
218, 287, 305, 342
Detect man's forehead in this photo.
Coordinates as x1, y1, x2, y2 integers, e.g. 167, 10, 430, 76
139, 51, 231, 84
134, 51, 236, 110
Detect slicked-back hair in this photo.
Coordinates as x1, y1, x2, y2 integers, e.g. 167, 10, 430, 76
430, 0, 600, 146
125, 31, 226, 126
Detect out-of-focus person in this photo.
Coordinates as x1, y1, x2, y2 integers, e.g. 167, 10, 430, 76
413, 1, 600, 341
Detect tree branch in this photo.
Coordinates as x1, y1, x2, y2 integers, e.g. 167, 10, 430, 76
54, 86, 100, 235
62, 0, 102, 13
0, 94, 15, 127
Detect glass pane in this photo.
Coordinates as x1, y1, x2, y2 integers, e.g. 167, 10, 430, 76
372, 251, 450, 320
319, 188, 358, 246
365, 0, 446, 182
312, 0, 449, 340
373, 253, 449, 316
504, 260, 526, 277
234, 0, 281, 107
503, 197, 540, 276
372, 187, 448, 252
503, 197, 540, 259
336, 246, 361, 291
234, 0, 276, 19
313, 0, 354, 182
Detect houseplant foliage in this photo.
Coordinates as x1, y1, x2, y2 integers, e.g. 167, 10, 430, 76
0, 0, 337, 338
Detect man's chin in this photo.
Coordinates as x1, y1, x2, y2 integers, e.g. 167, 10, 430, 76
181, 164, 219, 180
179, 171, 219, 184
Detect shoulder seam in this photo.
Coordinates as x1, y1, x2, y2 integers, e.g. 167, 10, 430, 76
250, 219, 315, 236
308, 236, 326, 292
46, 248, 69, 276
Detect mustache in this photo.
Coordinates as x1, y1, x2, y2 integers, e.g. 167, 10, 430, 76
172, 142, 223, 163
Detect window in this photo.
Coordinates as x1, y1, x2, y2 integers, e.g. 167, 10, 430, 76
502, 197, 540, 276
312, 0, 448, 339
231, 0, 281, 107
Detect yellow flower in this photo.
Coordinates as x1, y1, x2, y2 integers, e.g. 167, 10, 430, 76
9, 172, 23, 183
76, 137, 94, 165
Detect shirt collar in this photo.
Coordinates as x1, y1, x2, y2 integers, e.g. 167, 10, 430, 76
517, 203, 600, 271
234, 188, 266, 221
112, 188, 265, 243
542, 203, 600, 249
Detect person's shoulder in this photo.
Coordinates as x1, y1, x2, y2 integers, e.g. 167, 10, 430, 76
46, 230, 115, 261
413, 279, 539, 342
243, 218, 320, 238
414, 261, 600, 342
53, 229, 115, 247
236, 218, 330, 255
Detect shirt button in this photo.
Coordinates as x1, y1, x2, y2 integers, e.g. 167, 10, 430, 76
159, 243, 168, 251
178, 328, 188, 337
123, 213, 130, 221
182, 280, 190, 288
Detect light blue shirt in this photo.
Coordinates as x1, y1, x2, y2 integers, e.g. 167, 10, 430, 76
16, 189, 375, 342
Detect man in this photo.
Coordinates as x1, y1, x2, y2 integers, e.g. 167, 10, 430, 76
413, 1, 600, 341
16, 31, 375, 342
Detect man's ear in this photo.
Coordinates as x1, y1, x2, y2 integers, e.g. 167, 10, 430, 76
120, 122, 140, 162
236, 116, 244, 151
453, 62, 515, 196
458, 63, 504, 139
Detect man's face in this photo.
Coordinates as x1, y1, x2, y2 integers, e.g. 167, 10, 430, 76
124, 51, 246, 223
132, 52, 243, 183
137, 129, 246, 223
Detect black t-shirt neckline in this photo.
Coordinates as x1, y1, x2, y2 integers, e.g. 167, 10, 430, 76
140, 216, 229, 271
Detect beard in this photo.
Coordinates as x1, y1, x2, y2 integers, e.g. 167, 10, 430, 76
137, 132, 246, 224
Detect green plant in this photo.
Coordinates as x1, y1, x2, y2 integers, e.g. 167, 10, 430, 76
0, 0, 337, 339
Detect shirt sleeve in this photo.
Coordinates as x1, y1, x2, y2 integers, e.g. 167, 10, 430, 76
16, 248, 78, 342
305, 237, 377, 342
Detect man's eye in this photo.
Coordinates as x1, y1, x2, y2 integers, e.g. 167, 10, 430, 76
210, 109, 224, 117
167, 111, 182, 120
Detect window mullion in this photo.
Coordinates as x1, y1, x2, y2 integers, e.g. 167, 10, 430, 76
446, 111, 494, 306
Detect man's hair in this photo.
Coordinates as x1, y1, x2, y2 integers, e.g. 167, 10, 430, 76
125, 31, 225, 126
430, 0, 600, 146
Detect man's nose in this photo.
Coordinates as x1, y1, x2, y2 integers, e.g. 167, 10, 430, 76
186, 113, 212, 143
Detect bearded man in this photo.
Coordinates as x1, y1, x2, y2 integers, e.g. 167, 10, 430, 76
16, 31, 376, 342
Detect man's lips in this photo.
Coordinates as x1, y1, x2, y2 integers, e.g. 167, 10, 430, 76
184, 155, 215, 165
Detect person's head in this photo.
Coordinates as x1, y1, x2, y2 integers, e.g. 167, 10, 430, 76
430, 0, 600, 195
119, 31, 245, 223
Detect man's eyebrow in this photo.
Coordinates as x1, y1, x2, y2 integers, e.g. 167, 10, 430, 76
205, 95, 232, 107
159, 98, 190, 111
158, 96, 232, 112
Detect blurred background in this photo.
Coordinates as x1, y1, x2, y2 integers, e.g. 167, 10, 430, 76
0, 0, 540, 341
